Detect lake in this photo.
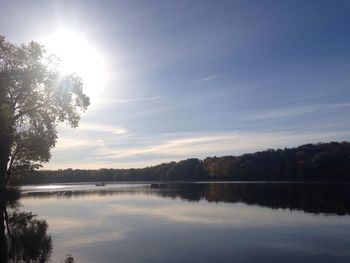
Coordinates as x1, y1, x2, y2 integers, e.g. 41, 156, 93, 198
12, 182, 350, 262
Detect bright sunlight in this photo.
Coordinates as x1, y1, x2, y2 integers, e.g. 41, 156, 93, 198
41, 29, 109, 100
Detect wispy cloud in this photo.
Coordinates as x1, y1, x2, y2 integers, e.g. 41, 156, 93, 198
54, 138, 103, 149
99, 134, 232, 159
92, 96, 162, 107
250, 102, 350, 121
78, 123, 128, 135
193, 74, 223, 83
54, 123, 128, 149
101, 130, 350, 160
59, 122, 127, 135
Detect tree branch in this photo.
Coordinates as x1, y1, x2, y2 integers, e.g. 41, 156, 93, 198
13, 103, 45, 121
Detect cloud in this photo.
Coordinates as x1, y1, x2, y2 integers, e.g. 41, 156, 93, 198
78, 123, 128, 135
99, 134, 232, 159
250, 102, 350, 121
90, 96, 162, 110
193, 74, 223, 83
103, 96, 162, 103
97, 129, 349, 160
58, 122, 127, 136
54, 137, 102, 149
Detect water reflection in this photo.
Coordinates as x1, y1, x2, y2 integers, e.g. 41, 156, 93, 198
154, 183, 350, 215
19, 183, 350, 263
22, 182, 350, 215
0, 189, 52, 263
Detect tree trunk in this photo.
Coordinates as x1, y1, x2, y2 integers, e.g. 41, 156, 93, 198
0, 98, 14, 187
0, 134, 11, 187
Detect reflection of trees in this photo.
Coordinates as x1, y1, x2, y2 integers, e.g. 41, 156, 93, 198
22, 183, 350, 216
0, 203, 8, 262
153, 183, 350, 215
7, 212, 52, 263
0, 188, 52, 263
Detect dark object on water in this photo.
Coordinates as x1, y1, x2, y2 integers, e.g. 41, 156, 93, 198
65, 254, 74, 263
96, 182, 105, 186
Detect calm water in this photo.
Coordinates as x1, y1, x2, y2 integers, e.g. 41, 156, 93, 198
15, 182, 350, 262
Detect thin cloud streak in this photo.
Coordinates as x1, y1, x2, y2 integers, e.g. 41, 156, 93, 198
78, 123, 128, 135
91, 96, 162, 109
54, 138, 103, 150
193, 74, 223, 83
59, 122, 128, 135
250, 102, 350, 121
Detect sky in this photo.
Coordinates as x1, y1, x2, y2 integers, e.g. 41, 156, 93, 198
1, 0, 350, 169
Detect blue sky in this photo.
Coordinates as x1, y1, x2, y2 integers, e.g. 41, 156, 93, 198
1, 0, 350, 169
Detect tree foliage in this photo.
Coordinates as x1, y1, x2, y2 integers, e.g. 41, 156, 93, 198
0, 36, 89, 185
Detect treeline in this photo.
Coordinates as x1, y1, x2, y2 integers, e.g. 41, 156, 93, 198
14, 141, 350, 184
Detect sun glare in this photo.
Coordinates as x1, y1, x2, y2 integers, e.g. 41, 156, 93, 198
41, 30, 109, 100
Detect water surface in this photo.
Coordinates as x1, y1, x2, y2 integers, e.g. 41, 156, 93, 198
18, 182, 350, 262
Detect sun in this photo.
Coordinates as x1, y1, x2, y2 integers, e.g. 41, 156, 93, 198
41, 30, 109, 100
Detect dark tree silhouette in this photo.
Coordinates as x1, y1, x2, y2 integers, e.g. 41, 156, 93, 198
0, 36, 89, 187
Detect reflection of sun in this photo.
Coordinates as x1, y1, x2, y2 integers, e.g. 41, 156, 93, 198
41, 30, 109, 100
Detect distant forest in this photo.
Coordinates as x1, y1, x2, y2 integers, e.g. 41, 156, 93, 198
14, 141, 350, 184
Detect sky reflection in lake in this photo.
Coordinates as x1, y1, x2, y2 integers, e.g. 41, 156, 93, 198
20, 183, 350, 263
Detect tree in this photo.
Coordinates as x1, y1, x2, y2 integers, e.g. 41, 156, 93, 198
0, 36, 89, 186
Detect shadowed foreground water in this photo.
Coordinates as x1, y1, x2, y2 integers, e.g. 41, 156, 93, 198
15, 182, 350, 262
